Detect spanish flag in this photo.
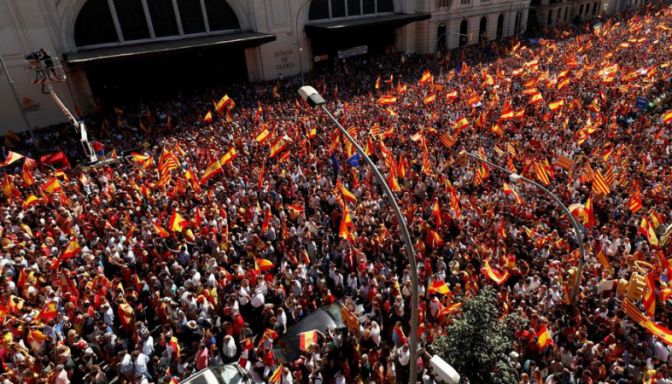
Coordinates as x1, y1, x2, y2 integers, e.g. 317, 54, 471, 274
153, 222, 170, 239
536, 326, 554, 349
255, 258, 274, 272
377, 96, 397, 106
36, 301, 58, 322
338, 181, 357, 204
639, 217, 659, 246
215, 94, 234, 114
419, 69, 433, 84
22, 194, 40, 210
200, 159, 223, 184
299, 330, 318, 352
428, 280, 450, 295
269, 135, 291, 158
438, 302, 462, 318
60, 239, 81, 260
169, 211, 188, 232
502, 182, 523, 205
423, 94, 437, 105
557, 77, 570, 90
446, 90, 458, 103
662, 110, 672, 124
453, 117, 469, 132
219, 147, 238, 166
202, 111, 213, 123
481, 259, 510, 285
339, 209, 354, 241
643, 272, 657, 317
431, 200, 442, 227
4, 151, 24, 165
529, 92, 544, 105
255, 128, 271, 143
549, 99, 565, 112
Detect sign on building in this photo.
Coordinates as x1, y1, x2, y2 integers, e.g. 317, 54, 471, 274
337, 45, 368, 59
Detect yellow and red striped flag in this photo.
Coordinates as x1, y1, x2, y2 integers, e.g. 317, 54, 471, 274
439, 132, 457, 148
215, 94, 234, 114
423, 94, 437, 105
22, 194, 40, 210
255, 128, 271, 143
628, 194, 643, 213
446, 90, 458, 103
555, 154, 574, 170
269, 135, 291, 158
339, 209, 355, 241
643, 272, 657, 317
36, 301, 58, 322
639, 217, 659, 246
376, 96, 397, 106
623, 299, 672, 346
549, 99, 565, 112
534, 162, 551, 186
269, 364, 283, 384
419, 69, 433, 84
453, 117, 469, 132
662, 110, 672, 124
438, 302, 462, 318
219, 147, 238, 166
592, 170, 611, 195
337, 181, 357, 204
41, 178, 62, 194
202, 111, 213, 123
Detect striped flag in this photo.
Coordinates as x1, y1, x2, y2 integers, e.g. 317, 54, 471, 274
555, 155, 574, 170
428, 280, 450, 295
639, 217, 659, 246
628, 194, 643, 213
255, 258, 275, 271
439, 132, 457, 148
534, 162, 551, 186
446, 90, 458, 103
152, 223, 170, 238
480, 259, 510, 285
423, 94, 437, 105
269, 364, 283, 384
255, 128, 271, 143
376, 96, 397, 105
592, 170, 611, 195
60, 239, 81, 260
168, 212, 188, 232
536, 326, 555, 349
502, 182, 523, 204
549, 99, 565, 111
4, 151, 24, 166
337, 181, 357, 204
643, 272, 657, 317
437, 302, 462, 318
299, 330, 318, 352
604, 165, 615, 187
662, 110, 672, 124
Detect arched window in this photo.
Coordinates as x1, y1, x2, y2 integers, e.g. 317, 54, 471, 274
479, 16, 487, 41
309, 0, 395, 21
514, 12, 521, 34
74, 0, 240, 48
74, 0, 118, 47
459, 19, 468, 47
437, 23, 446, 49
496, 14, 504, 40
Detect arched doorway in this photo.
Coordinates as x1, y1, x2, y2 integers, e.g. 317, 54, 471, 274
437, 23, 446, 51
479, 16, 488, 45
496, 14, 504, 40
459, 20, 468, 47
72, 0, 252, 102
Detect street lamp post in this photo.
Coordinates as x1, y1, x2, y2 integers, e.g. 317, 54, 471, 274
299, 86, 420, 384
295, 0, 312, 85
461, 151, 585, 302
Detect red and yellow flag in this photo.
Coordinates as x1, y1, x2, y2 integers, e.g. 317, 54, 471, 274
36, 301, 58, 322
169, 212, 188, 232
628, 194, 643, 213
428, 280, 450, 295
4, 151, 24, 165
338, 181, 357, 204
339, 209, 354, 241
377, 96, 397, 106
592, 170, 610, 195
502, 182, 523, 205
623, 299, 672, 346
269, 135, 291, 158
549, 99, 565, 112
419, 69, 433, 84
22, 194, 40, 210
153, 222, 170, 238
536, 326, 554, 349
662, 110, 672, 124
60, 239, 81, 260
481, 259, 510, 285
643, 272, 657, 317
255, 128, 271, 143
639, 217, 659, 246
255, 258, 274, 272
299, 330, 318, 352
423, 94, 437, 105
215, 94, 234, 114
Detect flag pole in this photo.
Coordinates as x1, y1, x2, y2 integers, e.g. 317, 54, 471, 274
462, 151, 585, 303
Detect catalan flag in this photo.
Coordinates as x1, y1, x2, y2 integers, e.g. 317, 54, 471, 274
269, 364, 283, 384
168, 211, 188, 232
555, 154, 574, 170
534, 162, 551, 186
439, 132, 457, 148
623, 299, 672, 346
592, 170, 611, 195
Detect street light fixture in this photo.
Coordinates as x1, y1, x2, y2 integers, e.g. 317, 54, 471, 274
299, 85, 421, 384
460, 150, 585, 302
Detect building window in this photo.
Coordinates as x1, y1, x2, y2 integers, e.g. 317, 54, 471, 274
496, 14, 504, 40
309, 0, 395, 20
547, 10, 553, 25
437, 0, 451, 7
592, 2, 598, 14
74, 0, 240, 48
461, 0, 470, 4
75, 0, 118, 46
459, 19, 468, 46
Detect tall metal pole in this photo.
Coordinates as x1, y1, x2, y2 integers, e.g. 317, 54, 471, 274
463, 151, 585, 302
320, 105, 420, 384
295, 0, 311, 85
0, 53, 38, 145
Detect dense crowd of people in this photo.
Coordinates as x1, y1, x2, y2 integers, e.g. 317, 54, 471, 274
2, 3, 672, 384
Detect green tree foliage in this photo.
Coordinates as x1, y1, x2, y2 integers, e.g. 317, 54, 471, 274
430, 287, 528, 384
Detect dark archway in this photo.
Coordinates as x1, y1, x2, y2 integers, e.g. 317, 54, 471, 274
514, 12, 521, 35
496, 14, 504, 40
438, 23, 446, 50
459, 20, 468, 47
479, 16, 488, 43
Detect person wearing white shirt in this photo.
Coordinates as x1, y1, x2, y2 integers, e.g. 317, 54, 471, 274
133, 351, 150, 380
251, 290, 265, 308
142, 335, 154, 356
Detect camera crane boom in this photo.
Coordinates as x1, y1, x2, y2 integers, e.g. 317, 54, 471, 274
25, 51, 98, 163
